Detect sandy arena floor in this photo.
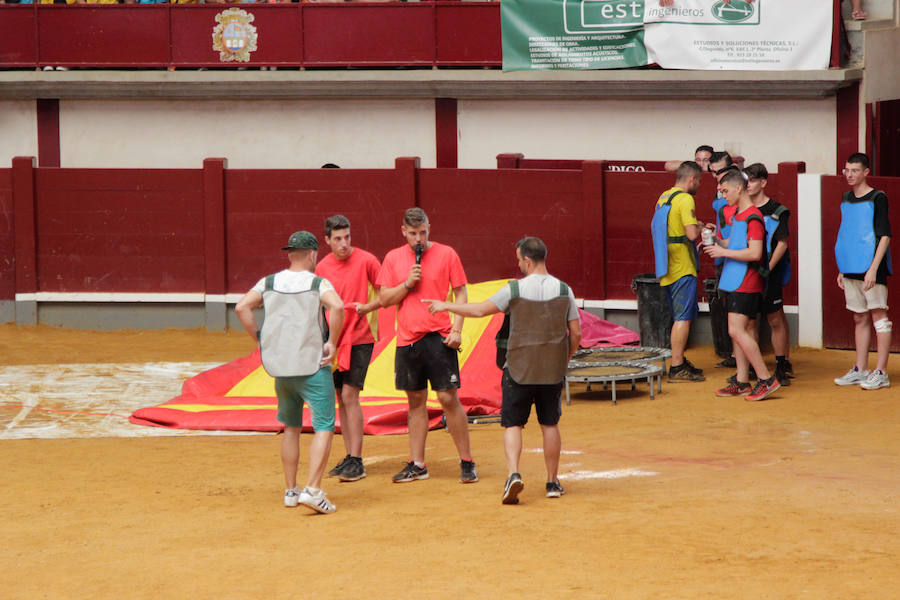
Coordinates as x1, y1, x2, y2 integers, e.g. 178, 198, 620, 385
1, 324, 898, 599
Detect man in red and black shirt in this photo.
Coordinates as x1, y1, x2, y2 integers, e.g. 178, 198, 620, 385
377, 208, 477, 484
705, 170, 780, 401
315, 215, 382, 483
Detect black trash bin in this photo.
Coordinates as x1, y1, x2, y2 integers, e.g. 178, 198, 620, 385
631, 274, 673, 349
704, 277, 732, 358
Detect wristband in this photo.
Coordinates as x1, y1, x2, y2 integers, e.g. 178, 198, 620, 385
404, 282, 413, 290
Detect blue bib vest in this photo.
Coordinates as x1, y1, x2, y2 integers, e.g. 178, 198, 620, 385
763, 203, 791, 287
718, 212, 766, 293
835, 192, 893, 275
712, 196, 729, 267
651, 190, 698, 279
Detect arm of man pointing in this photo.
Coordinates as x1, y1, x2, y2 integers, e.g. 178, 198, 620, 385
422, 298, 499, 319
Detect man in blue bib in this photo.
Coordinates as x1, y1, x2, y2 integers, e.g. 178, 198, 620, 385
833, 153, 892, 390
651, 161, 706, 382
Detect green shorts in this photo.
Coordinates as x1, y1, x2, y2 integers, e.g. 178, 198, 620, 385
274, 366, 336, 432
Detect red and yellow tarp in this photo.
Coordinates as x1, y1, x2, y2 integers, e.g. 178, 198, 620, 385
130, 280, 509, 435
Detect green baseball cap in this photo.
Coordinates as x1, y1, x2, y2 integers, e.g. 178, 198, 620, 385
281, 230, 319, 251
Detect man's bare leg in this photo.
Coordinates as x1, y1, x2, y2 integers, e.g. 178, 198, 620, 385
305, 430, 334, 490
436, 388, 472, 461
281, 426, 301, 489
339, 384, 364, 456
406, 389, 429, 464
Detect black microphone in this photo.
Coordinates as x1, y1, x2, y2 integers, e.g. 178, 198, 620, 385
415, 244, 424, 265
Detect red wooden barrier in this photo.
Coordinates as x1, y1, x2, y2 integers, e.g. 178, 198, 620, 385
418, 167, 587, 293
0, 7, 38, 68
0, 158, 838, 331
0, 3, 501, 69
0, 168, 14, 301
224, 167, 408, 292
34, 168, 205, 292
821, 174, 900, 351
497, 154, 669, 172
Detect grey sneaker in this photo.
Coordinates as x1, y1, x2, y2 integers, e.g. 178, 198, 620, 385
283, 486, 300, 508
459, 459, 478, 483
546, 481, 565, 498
328, 454, 351, 478
392, 461, 429, 483
860, 369, 890, 390
502, 473, 524, 504
834, 366, 869, 386
338, 456, 366, 482
299, 487, 336, 514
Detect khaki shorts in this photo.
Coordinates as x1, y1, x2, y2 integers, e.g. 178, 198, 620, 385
843, 278, 889, 313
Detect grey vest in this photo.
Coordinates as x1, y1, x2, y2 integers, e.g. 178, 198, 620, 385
259, 275, 327, 378
505, 279, 571, 385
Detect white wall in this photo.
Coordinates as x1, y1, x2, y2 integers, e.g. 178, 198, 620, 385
0, 101, 37, 166
457, 98, 837, 173
58, 99, 436, 169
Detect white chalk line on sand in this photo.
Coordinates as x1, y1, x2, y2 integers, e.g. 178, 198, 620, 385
561, 468, 660, 480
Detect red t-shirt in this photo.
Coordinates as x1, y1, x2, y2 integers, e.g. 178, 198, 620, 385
376, 242, 467, 346
315, 248, 381, 345
733, 206, 766, 294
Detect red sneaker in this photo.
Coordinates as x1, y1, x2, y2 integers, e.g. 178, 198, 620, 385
746, 377, 781, 401
716, 381, 751, 397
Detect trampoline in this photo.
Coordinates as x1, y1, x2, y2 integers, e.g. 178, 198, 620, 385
569, 346, 671, 394
564, 361, 664, 406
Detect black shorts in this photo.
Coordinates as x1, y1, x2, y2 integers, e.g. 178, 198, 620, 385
761, 282, 784, 315
500, 369, 562, 428
394, 332, 461, 392
332, 343, 374, 390
727, 291, 763, 318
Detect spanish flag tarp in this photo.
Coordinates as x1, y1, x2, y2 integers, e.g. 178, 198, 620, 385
130, 280, 509, 435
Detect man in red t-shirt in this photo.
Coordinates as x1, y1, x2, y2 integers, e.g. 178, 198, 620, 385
376, 208, 477, 484
704, 170, 780, 402
315, 215, 382, 483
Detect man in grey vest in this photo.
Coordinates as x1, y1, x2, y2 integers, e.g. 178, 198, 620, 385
235, 231, 345, 513
423, 237, 581, 504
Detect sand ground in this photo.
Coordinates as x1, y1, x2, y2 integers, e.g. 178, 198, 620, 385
1, 325, 898, 599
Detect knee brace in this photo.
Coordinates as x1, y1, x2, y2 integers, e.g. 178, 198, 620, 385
873, 318, 893, 333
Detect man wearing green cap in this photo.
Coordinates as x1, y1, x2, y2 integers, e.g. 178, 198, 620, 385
235, 230, 345, 513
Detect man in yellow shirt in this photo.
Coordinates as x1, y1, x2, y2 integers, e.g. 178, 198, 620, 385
651, 161, 706, 382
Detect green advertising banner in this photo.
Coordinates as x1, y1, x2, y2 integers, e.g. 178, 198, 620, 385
501, 0, 649, 71
502, 0, 832, 72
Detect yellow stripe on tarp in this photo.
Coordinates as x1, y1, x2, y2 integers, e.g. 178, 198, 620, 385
156, 403, 278, 413
157, 399, 443, 414
224, 280, 509, 400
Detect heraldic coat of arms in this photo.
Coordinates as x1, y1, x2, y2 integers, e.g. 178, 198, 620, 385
212, 8, 258, 63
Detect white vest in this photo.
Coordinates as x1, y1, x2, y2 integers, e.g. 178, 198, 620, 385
259, 275, 327, 377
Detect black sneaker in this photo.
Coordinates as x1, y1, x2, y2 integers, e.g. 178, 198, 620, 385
669, 363, 705, 382
774, 364, 791, 387
716, 356, 737, 368
780, 359, 795, 378
392, 461, 429, 483
546, 481, 565, 498
460, 459, 478, 483
502, 473, 524, 504
328, 454, 351, 478
682, 358, 704, 375
338, 456, 367, 482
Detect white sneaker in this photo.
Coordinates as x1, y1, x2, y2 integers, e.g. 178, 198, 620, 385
860, 369, 890, 390
299, 487, 336, 514
834, 367, 869, 386
283, 486, 300, 508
